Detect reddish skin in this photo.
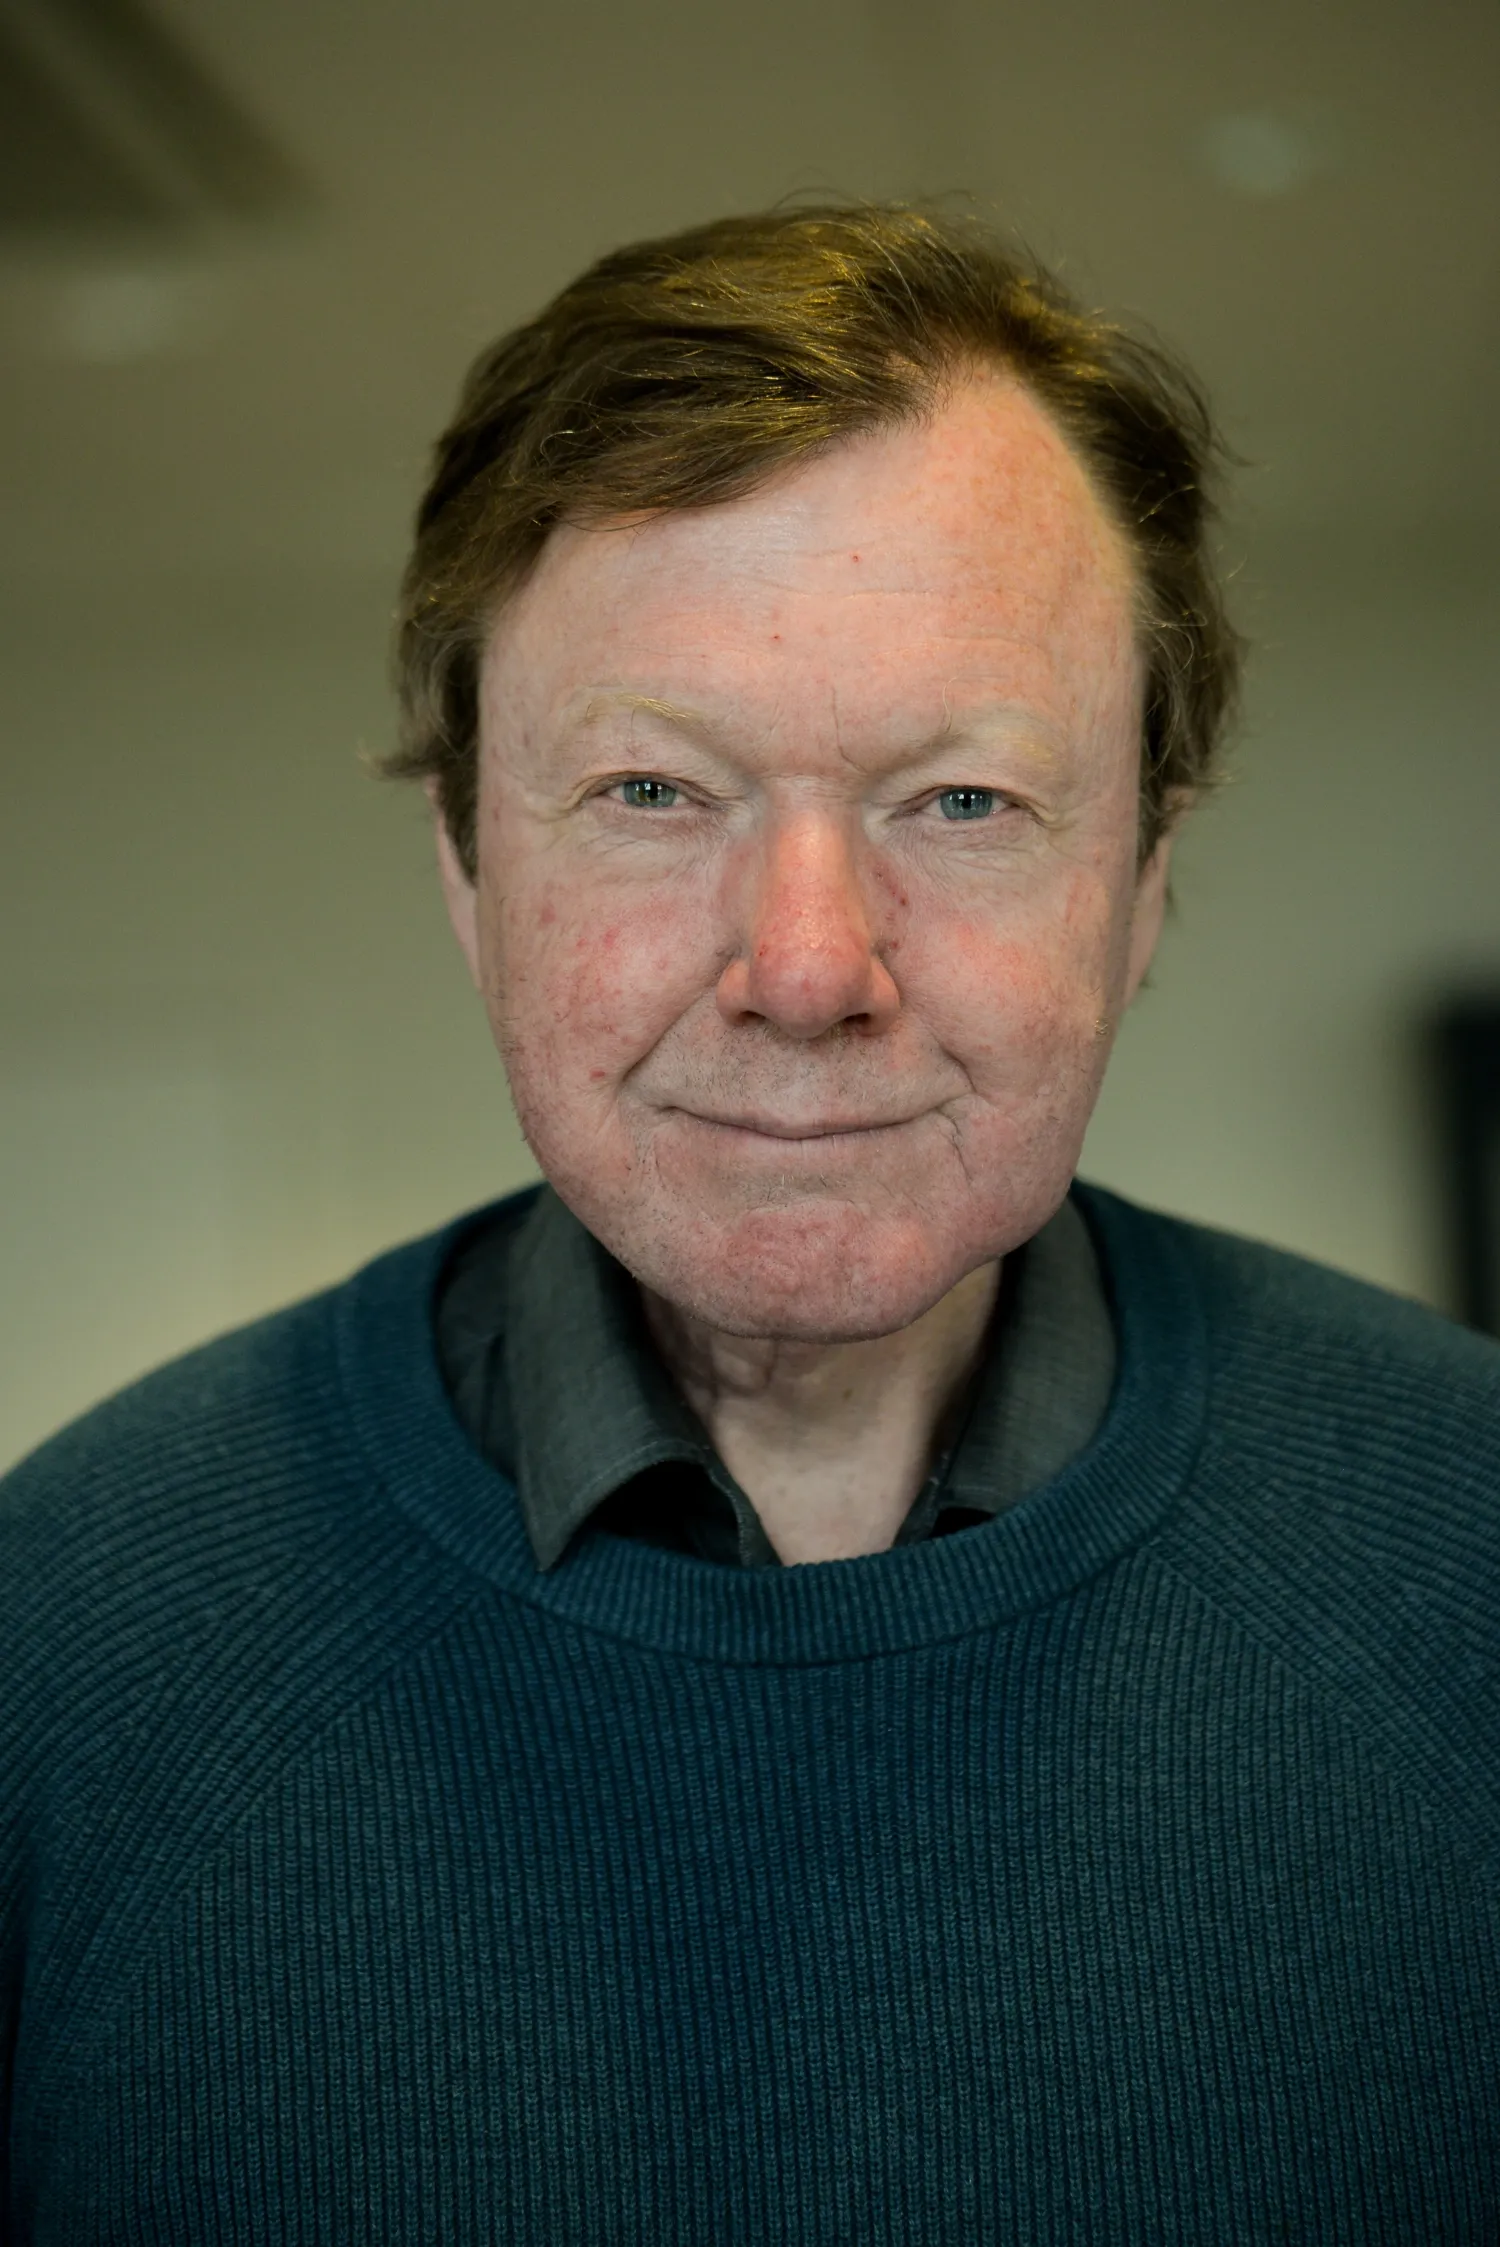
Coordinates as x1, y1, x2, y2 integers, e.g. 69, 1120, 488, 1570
434, 375, 1174, 1556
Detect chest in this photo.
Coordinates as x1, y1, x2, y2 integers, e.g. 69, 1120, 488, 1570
17, 1624, 1500, 2243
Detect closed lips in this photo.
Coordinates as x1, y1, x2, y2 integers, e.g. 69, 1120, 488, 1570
678, 1111, 921, 1138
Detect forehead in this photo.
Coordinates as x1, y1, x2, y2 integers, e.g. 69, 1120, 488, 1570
480, 373, 1140, 759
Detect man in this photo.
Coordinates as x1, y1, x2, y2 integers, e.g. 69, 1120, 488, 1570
2, 206, 1497, 2241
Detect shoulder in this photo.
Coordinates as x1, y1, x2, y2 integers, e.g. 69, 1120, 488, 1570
2, 1281, 372, 1646
0, 1210, 502, 1846
0, 1189, 537, 1575
1081, 1185, 1500, 1841
1079, 1180, 1500, 1449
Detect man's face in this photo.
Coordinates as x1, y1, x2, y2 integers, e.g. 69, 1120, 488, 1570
437, 374, 1171, 1341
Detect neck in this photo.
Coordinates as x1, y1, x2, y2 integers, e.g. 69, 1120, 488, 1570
640, 1261, 1001, 1564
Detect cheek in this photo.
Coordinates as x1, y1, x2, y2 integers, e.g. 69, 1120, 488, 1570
912, 874, 1127, 1081
484, 873, 713, 1087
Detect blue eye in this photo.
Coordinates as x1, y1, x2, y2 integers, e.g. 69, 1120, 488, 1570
937, 787, 995, 821
619, 777, 679, 808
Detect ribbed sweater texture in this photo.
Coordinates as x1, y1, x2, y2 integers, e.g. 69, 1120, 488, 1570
2, 1185, 1499, 2243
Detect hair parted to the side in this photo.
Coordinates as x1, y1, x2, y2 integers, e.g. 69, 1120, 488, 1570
386, 202, 1241, 879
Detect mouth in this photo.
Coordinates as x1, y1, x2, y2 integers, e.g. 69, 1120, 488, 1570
671, 1108, 921, 1142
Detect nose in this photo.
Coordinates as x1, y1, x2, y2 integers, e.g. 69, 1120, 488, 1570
715, 813, 902, 1039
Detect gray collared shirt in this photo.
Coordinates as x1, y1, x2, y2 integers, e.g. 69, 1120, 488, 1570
436, 1186, 1116, 1571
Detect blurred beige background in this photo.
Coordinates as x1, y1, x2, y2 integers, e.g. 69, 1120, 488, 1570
2, 0, 1498, 1471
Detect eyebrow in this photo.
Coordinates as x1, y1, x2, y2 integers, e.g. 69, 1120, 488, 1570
577, 691, 715, 734
570, 687, 1073, 774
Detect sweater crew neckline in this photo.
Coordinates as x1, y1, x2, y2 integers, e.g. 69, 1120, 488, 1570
335, 1184, 1207, 1665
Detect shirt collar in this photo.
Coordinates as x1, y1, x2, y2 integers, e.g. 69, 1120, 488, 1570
935, 1190, 1116, 1517
491, 1185, 1113, 1573
502, 1189, 721, 1570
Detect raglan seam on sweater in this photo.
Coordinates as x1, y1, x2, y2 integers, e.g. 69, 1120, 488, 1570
1142, 1541, 1500, 1885
26, 1484, 1223, 2136
1142, 1235, 1500, 1867
20, 1563, 517, 2147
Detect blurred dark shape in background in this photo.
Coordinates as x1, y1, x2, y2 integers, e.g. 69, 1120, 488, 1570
0, 0, 303, 244
1432, 1000, 1500, 1339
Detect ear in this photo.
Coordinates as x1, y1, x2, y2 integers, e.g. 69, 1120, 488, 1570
426, 779, 483, 992
1123, 830, 1175, 1005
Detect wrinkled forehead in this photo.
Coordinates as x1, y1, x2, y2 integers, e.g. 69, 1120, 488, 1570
479, 374, 1142, 765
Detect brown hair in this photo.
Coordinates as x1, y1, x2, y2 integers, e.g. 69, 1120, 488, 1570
388, 203, 1240, 877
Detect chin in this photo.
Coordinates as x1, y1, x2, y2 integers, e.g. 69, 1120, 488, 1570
608, 1195, 989, 1343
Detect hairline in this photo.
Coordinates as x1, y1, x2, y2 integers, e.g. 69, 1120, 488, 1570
461, 359, 1160, 838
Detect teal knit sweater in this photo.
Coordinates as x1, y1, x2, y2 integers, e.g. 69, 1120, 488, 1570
3, 1186, 1499, 2242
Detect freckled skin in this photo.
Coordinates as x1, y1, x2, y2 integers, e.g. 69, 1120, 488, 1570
436, 374, 1172, 1344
